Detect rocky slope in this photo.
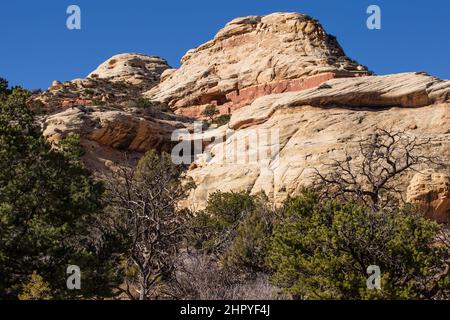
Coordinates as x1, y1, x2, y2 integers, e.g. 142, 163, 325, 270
42, 105, 191, 172
34, 53, 189, 171
33, 12, 450, 222
33, 53, 170, 113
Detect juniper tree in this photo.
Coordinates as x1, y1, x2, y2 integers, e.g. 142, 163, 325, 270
0, 85, 122, 299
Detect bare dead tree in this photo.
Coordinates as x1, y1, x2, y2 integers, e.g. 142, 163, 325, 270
314, 128, 441, 211
106, 150, 195, 300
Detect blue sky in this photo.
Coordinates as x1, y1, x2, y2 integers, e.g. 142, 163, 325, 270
1, 0, 449, 89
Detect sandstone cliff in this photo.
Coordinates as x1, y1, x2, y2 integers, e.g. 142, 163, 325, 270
145, 12, 369, 118
186, 72, 450, 222
34, 12, 450, 222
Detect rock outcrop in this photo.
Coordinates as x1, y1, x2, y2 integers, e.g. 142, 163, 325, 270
32, 54, 170, 113
146, 12, 369, 118
228, 72, 450, 129
32, 54, 179, 172
88, 53, 170, 88
31, 12, 450, 222
43, 106, 190, 172
186, 72, 450, 221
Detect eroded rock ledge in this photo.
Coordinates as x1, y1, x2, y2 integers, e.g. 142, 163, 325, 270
186, 72, 450, 221
229, 72, 450, 129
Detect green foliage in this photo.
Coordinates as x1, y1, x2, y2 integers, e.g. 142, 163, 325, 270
201, 105, 219, 122
266, 190, 450, 300
59, 133, 85, 161
0, 84, 121, 299
190, 191, 256, 253
0, 77, 8, 98
214, 114, 231, 126
18, 272, 53, 300
135, 97, 152, 109
190, 191, 276, 272
223, 207, 273, 271
206, 191, 256, 225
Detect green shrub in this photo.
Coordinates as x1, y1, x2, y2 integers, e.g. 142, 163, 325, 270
201, 105, 219, 122
18, 272, 53, 300
59, 133, 85, 161
266, 189, 450, 300
190, 191, 256, 254
214, 114, 231, 126
135, 97, 152, 109
223, 207, 273, 271
191, 191, 275, 272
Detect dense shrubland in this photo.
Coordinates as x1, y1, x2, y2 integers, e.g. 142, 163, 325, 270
0, 77, 449, 300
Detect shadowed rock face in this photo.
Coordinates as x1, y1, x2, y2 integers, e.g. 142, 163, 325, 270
42, 106, 191, 172
145, 12, 369, 117
32, 12, 450, 221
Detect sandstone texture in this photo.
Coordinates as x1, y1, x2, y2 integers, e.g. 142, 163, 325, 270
145, 12, 369, 117
43, 106, 190, 172
186, 72, 450, 221
228, 72, 450, 129
407, 170, 450, 223
32, 54, 170, 113
33, 12, 450, 222
88, 53, 170, 87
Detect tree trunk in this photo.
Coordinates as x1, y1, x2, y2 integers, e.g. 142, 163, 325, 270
139, 274, 147, 300
139, 283, 146, 300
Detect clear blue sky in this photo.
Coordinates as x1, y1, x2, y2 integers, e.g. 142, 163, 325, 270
1, 0, 449, 89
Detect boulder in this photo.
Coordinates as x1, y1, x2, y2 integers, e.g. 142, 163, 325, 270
88, 53, 171, 88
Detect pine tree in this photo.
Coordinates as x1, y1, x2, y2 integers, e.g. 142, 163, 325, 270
0, 85, 123, 299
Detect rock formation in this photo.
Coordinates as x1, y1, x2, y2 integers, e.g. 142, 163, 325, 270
33, 53, 170, 113
186, 73, 450, 218
32, 12, 450, 222
407, 170, 450, 223
88, 53, 170, 87
145, 12, 369, 118
42, 105, 191, 172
